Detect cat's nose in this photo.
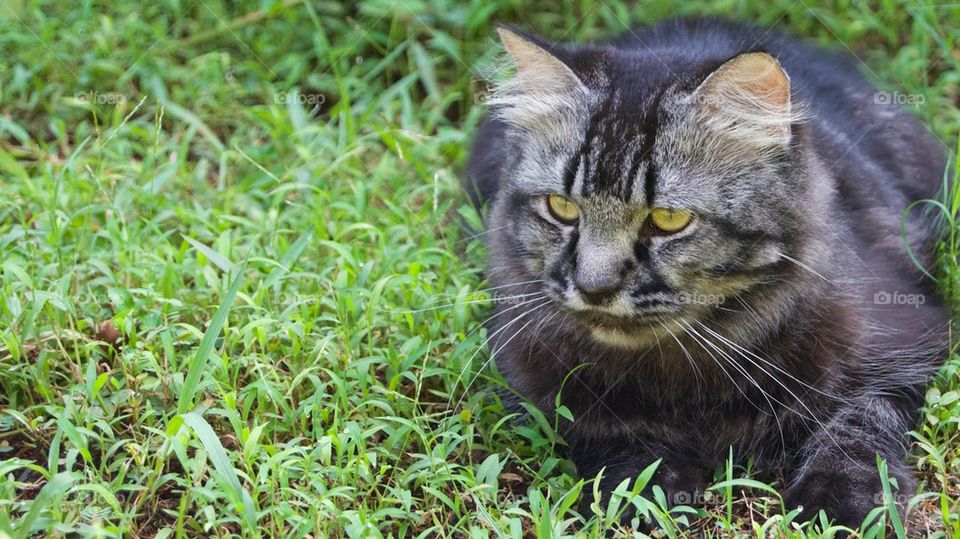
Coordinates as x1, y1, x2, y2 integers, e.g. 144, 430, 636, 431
574, 273, 624, 304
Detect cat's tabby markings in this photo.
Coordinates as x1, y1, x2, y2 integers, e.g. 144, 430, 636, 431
466, 17, 949, 529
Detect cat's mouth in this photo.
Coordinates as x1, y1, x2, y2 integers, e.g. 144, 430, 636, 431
581, 314, 673, 348
562, 298, 689, 348
575, 309, 677, 333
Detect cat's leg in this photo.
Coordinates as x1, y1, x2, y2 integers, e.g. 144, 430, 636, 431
784, 395, 918, 528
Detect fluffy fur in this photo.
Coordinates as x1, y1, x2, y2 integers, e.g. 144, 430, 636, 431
466, 17, 949, 528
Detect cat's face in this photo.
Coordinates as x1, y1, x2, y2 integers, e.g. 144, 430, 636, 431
485, 28, 813, 347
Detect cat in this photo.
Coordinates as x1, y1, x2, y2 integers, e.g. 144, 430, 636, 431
465, 17, 950, 530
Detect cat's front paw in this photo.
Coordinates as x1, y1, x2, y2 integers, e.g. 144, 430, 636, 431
784, 461, 913, 529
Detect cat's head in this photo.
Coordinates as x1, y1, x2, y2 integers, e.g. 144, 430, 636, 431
482, 26, 826, 348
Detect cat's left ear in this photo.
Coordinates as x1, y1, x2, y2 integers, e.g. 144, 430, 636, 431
691, 52, 794, 146
496, 25, 584, 96
485, 26, 589, 128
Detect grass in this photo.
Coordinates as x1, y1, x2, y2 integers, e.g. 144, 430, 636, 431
0, 0, 957, 536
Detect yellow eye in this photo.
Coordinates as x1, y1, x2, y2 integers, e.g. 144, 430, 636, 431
649, 208, 693, 233
546, 195, 580, 224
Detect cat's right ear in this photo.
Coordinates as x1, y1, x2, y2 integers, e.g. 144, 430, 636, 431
495, 25, 585, 96
690, 52, 798, 147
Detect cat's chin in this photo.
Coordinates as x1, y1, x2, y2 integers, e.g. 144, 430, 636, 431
588, 325, 666, 349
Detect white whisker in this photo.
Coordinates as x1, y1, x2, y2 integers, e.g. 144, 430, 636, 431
448, 297, 552, 412
394, 291, 544, 314
776, 252, 833, 283
693, 320, 864, 468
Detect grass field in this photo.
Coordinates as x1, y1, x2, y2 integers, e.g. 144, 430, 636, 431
0, 0, 958, 537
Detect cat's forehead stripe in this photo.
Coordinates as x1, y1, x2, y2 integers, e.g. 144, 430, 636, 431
580, 94, 612, 197
561, 147, 578, 195
623, 150, 642, 203
640, 90, 665, 206
563, 91, 664, 205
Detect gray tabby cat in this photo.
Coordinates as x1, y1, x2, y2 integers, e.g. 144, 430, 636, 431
466, 18, 949, 529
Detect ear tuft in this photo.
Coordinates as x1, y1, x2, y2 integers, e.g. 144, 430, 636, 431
483, 27, 589, 130
495, 27, 582, 95
693, 52, 799, 146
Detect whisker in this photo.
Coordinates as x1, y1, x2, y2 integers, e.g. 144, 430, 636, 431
457, 294, 550, 348
658, 321, 704, 389
696, 321, 852, 405
455, 224, 511, 244
462, 279, 547, 296
775, 252, 833, 283
693, 320, 863, 468
678, 321, 770, 418
679, 320, 787, 456
391, 279, 545, 310
452, 299, 552, 412
527, 307, 562, 362
392, 291, 545, 314
447, 297, 552, 411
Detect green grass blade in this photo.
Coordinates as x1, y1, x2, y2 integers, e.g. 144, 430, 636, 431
177, 261, 246, 415
180, 411, 259, 534
877, 455, 907, 539
263, 230, 313, 288
13, 473, 75, 539
183, 235, 236, 273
